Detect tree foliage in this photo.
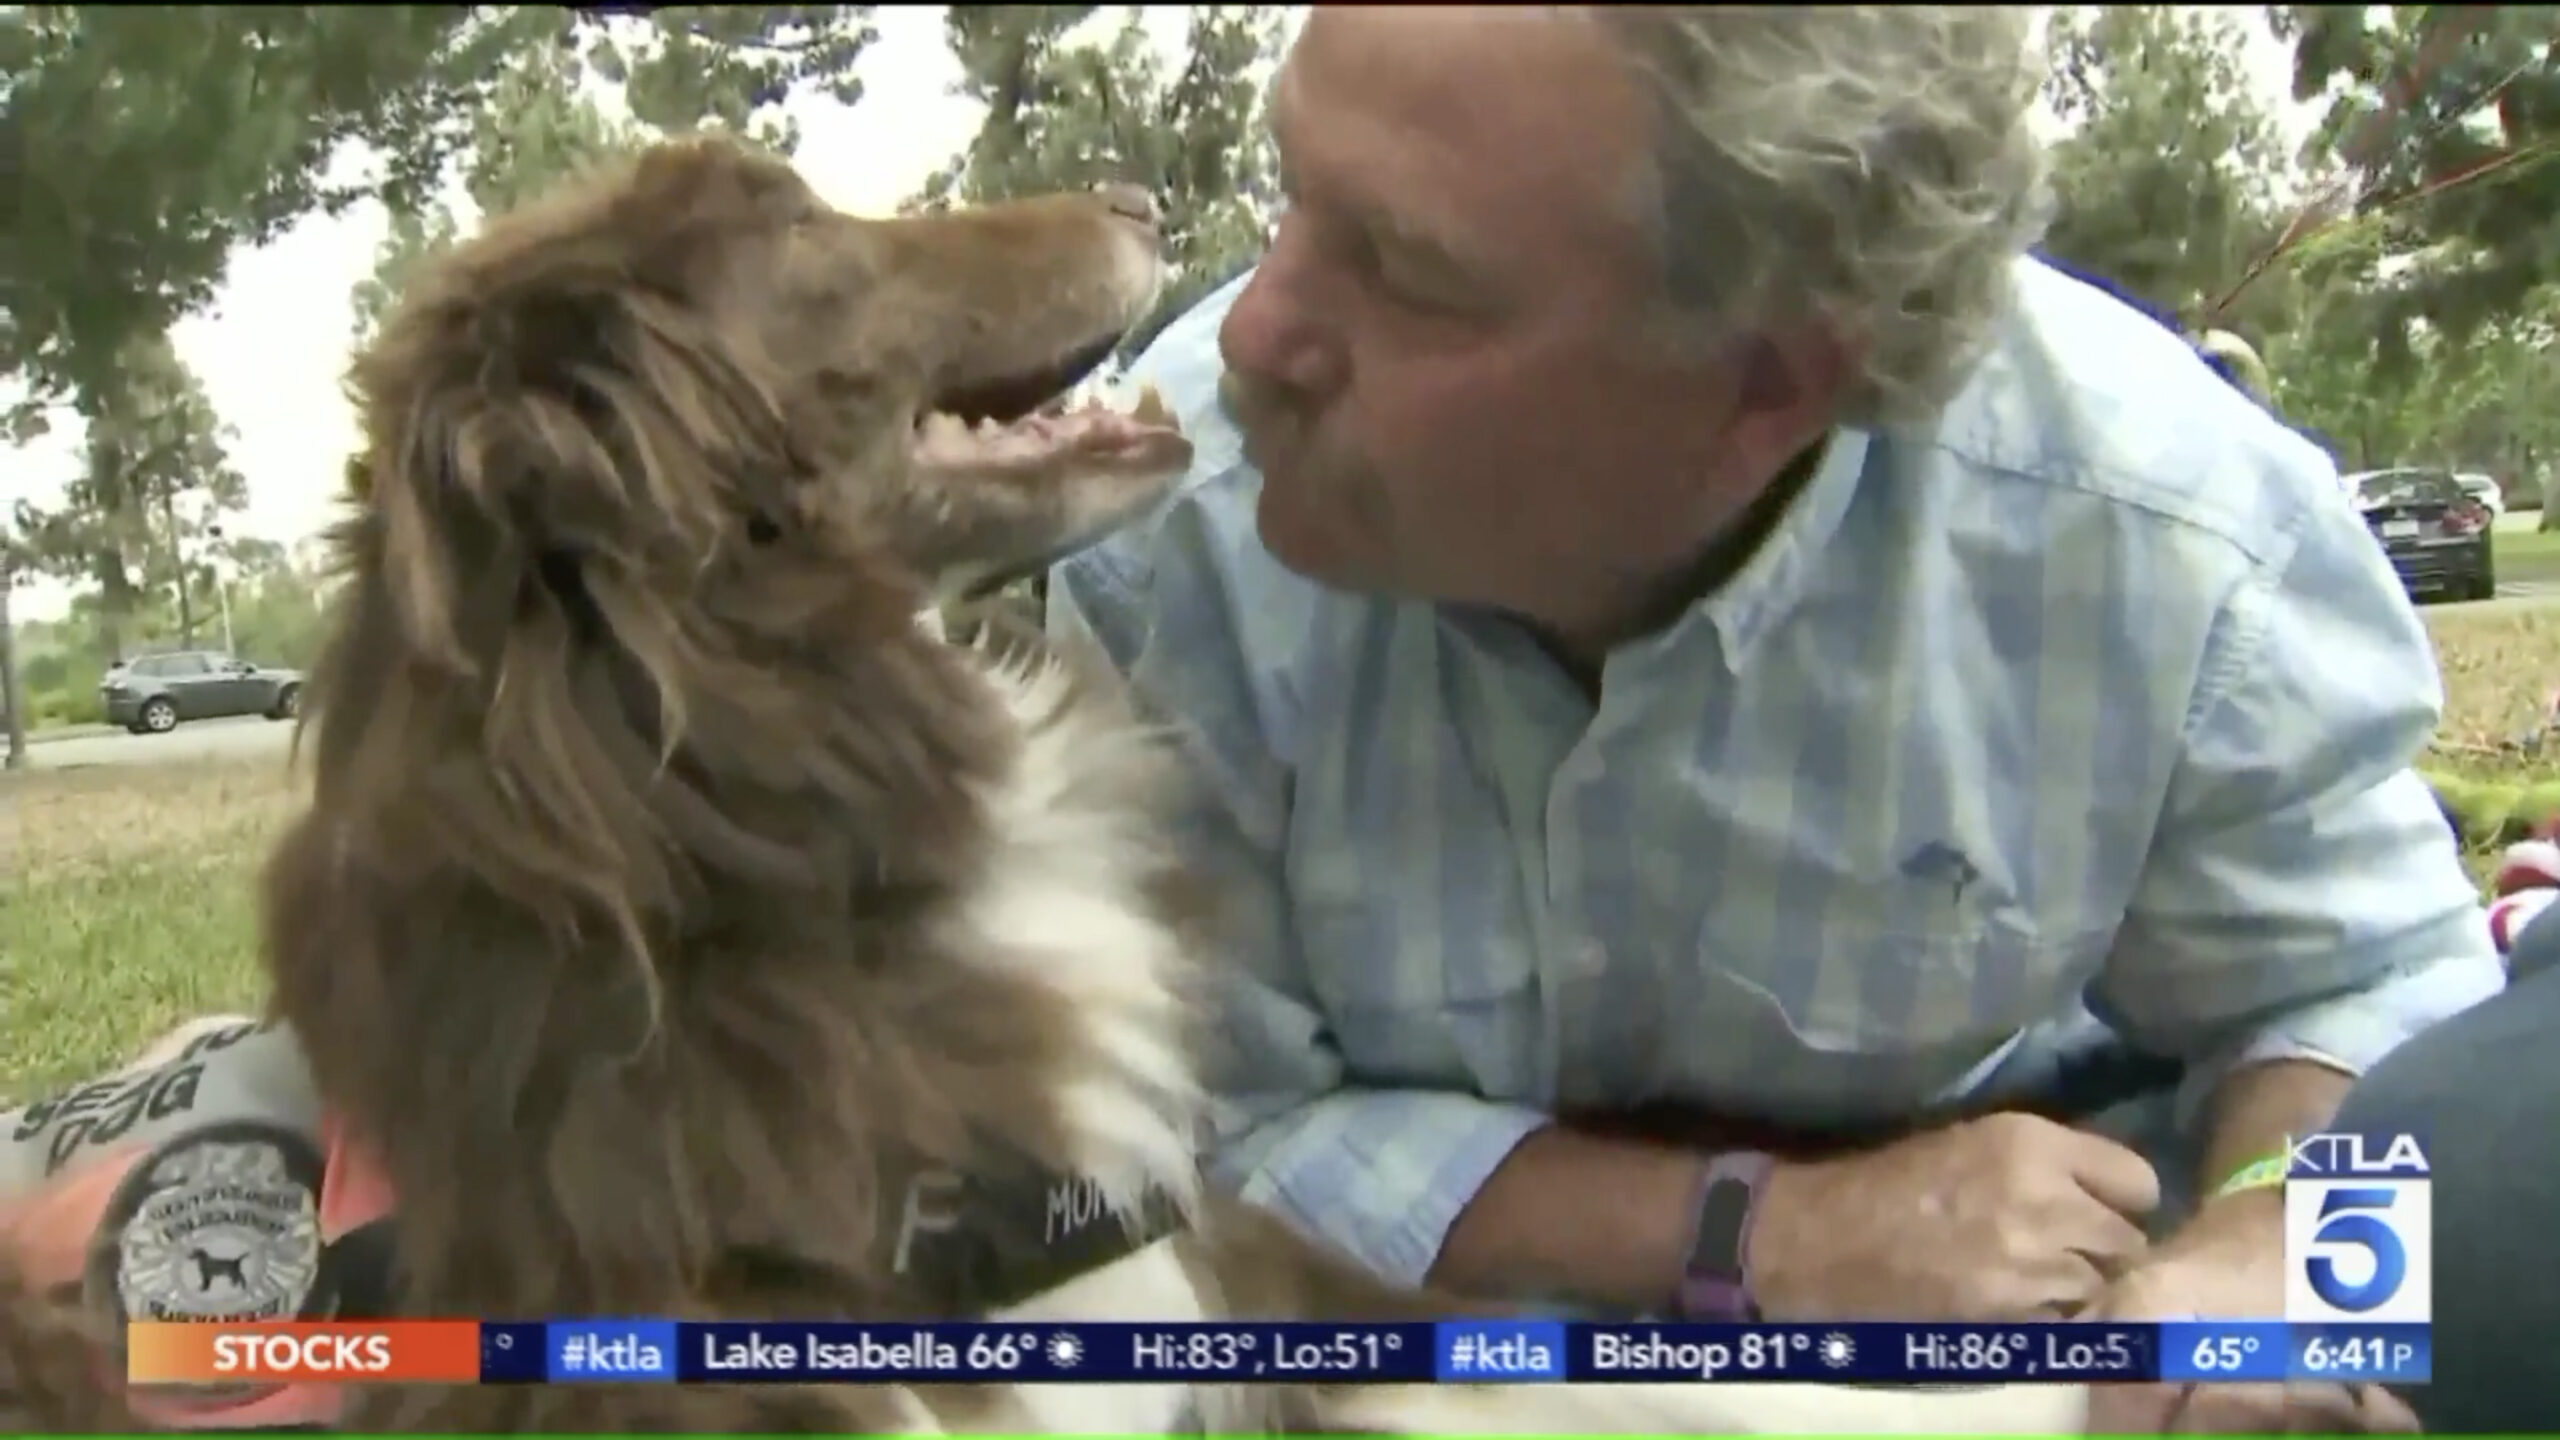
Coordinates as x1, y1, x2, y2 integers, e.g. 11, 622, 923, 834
2275, 5, 2560, 362
909, 6, 1287, 356
2, 5, 489, 406
347, 39, 645, 350
349, 7, 879, 350
5, 5, 879, 403
9, 339, 245, 660
2032, 4, 2557, 508
2040, 6, 2296, 326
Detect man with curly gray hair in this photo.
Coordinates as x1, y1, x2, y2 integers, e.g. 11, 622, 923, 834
1054, 8, 2487, 1430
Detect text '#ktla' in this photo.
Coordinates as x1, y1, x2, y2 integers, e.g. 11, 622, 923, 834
1436, 1321, 1568, 1383
537, 1321, 677, 1383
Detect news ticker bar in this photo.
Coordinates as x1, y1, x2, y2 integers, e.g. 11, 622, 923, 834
127, 1318, 2431, 1388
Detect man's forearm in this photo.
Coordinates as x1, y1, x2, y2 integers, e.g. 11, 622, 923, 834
2198, 1057, 2354, 1192
2172, 1057, 2356, 1257
1428, 1126, 1710, 1313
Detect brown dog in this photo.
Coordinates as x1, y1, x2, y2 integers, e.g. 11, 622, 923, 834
274, 134, 1530, 1433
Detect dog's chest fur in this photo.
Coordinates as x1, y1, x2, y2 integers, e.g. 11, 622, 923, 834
917, 651, 1222, 1433
953, 650, 1204, 1218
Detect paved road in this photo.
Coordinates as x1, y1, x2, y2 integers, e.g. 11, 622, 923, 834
10, 547, 2560, 772
15, 716, 293, 771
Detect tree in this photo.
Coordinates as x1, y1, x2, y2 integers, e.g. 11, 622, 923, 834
2039, 6, 2297, 327
9, 339, 246, 663
2, 6, 494, 408
2273, 5, 2560, 366
350, 7, 881, 350
2261, 225, 2427, 469
909, 6, 1287, 357
350, 40, 647, 350
5, 5, 878, 406
1, 531, 25, 769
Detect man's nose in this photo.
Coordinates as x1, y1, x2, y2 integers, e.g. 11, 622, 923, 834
1219, 267, 1344, 397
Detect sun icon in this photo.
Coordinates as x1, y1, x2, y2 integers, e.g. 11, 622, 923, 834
1046, 1333, 1084, 1368
1818, 1333, 1856, 1369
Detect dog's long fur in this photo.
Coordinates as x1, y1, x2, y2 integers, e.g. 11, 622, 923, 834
0, 138, 2090, 1433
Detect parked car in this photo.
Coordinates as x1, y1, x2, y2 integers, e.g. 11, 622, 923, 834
2346, 468, 2496, 603
100, 650, 304, 734
2454, 470, 2507, 521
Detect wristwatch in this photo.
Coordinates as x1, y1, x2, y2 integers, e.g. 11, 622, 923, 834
1672, 1150, 1774, 1320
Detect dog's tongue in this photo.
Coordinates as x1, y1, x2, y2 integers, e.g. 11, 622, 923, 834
915, 385, 1186, 472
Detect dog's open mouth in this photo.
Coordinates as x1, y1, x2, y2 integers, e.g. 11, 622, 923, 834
913, 336, 1192, 481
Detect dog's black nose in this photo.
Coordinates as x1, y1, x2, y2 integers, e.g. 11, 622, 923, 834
1096, 182, 1160, 230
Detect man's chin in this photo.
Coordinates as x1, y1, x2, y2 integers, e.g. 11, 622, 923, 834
1253, 486, 1369, 591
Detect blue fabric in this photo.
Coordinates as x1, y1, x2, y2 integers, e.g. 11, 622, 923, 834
1048, 255, 2502, 1286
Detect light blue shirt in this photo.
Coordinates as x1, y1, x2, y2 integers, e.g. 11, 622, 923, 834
1048, 258, 2502, 1289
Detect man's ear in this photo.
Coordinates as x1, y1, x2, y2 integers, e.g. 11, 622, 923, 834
1725, 323, 1857, 478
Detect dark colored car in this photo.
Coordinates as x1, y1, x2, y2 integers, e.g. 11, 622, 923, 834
2349, 468, 2496, 603
100, 650, 304, 735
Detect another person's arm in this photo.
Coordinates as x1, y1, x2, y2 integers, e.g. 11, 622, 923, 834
2325, 966, 2560, 1434
2094, 444, 2504, 1224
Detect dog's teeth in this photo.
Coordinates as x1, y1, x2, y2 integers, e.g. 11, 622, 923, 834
922, 412, 969, 441
1130, 384, 1171, 426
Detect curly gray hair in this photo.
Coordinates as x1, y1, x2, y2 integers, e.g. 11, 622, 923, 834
1592, 7, 2051, 427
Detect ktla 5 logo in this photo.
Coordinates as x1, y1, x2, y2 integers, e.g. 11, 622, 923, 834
2283, 1132, 2431, 1325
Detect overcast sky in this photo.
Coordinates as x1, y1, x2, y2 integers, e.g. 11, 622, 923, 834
3, 6, 2313, 622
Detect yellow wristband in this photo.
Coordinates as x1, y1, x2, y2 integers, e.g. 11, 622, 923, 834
2213, 1151, 2291, 1200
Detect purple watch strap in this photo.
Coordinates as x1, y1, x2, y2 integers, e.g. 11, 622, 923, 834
1672, 1150, 1774, 1320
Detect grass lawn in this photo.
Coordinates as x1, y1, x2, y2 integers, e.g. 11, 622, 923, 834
2497, 520, 2560, 588
6, 594, 2560, 1105
2, 760, 295, 1100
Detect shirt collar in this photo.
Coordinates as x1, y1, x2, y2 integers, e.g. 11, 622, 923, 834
1622, 426, 1874, 678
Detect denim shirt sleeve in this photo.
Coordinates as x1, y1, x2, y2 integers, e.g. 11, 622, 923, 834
2094, 453, 2505, 1125
1041, 284, 1546, 1285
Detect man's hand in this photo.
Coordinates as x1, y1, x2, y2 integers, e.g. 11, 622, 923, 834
2101, 1188, 2288, 1323
2083, 1382, 2421, 1435
1749, 1113, 2159, 1320
2086, 1193, 2421, 1434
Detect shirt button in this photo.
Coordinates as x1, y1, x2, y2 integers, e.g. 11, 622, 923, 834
1572, 939, 1608, 977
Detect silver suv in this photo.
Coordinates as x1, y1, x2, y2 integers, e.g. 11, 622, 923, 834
100, 651, 304, 735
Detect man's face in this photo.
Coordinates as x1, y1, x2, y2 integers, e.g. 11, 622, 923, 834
1219, 8, 1797, 637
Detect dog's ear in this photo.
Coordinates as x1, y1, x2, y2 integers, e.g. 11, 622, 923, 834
348, 136, 826, 687
358, 286, 790, 672
333, 172, 822, 968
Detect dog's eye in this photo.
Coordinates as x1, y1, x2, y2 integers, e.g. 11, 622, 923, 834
745, 513, 783, 546
814, 368, 880, 404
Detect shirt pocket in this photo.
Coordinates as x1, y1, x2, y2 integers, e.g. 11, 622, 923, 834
1680, 916, 2107, 1126
1287, 854, 1542, 1098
